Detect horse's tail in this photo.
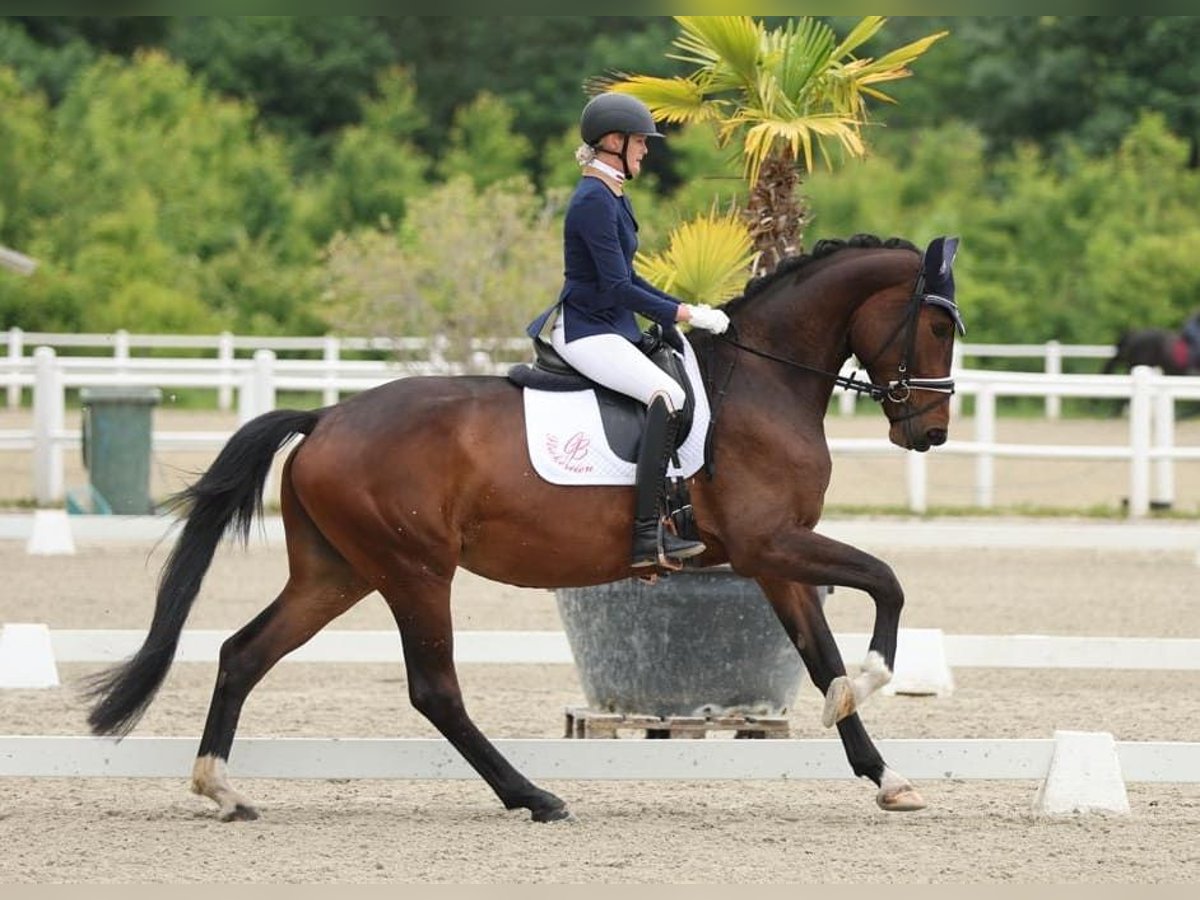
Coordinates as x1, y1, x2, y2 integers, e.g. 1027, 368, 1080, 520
1102, 330, 1132, 375
85, 408, 321, 737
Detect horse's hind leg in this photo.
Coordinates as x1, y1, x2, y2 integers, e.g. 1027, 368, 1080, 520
757, 577, 925, 812
378, 576, 570, 823
191, 478, 372, 821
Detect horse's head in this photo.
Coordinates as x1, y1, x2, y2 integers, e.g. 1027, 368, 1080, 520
848, 236, 965, 452
715, 234, 965, 453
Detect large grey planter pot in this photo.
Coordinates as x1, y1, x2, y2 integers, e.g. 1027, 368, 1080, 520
556, 568, 822, 718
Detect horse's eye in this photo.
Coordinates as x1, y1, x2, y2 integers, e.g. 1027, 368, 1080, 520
931, 321, 952, 339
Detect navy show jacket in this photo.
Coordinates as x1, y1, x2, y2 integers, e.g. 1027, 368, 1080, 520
527, 176, 683, 344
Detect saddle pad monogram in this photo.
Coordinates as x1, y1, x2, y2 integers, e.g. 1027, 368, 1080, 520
521, 342, 711, 486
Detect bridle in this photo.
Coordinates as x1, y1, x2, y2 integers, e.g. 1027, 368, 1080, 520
712, 267, 967, 422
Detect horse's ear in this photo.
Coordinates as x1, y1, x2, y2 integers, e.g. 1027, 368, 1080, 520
922, 236, 959, 299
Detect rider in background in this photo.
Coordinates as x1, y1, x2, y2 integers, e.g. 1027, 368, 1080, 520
525, 92, 730, 568
1182, 310, 1200, 367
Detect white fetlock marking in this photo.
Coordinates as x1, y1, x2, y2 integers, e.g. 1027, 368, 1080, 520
852, 650, 892, 704
877, 766, 926, 811
879, 767, 909, 796
192, 754, 254, 818
822, 676, 855, 728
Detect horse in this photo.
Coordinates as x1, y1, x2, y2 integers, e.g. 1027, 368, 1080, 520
85, 232, 965, 823
1103, 327, 1198, 376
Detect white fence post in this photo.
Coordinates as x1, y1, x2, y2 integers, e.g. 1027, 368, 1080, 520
252, 349, 276, 420
430, 334, 448, 371
1128, 366, 1152, 518
32, 347, 64, 505
322, 335, 340, 407
1044, 341, 1062, 420
217, 331, 234, 412
113, 329, 129, 383
974, 386, 995, 508
1152, 388, 1175, 510
838, 356, 858, 417
6, 327, 23, 409
906, 451, 928, 514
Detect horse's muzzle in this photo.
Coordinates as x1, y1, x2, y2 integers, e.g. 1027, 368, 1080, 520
905, 428, 947, 453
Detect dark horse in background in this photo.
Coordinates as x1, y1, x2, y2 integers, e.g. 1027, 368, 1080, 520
1103, 325, 1200, 376
86, 234, 965, 823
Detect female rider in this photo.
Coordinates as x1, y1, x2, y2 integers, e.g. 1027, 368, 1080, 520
526, 93, 730, 567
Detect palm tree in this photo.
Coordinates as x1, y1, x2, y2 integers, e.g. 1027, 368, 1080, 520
609, 16, 946, 275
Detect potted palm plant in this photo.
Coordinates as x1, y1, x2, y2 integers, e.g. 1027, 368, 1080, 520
556, 15, 944, 724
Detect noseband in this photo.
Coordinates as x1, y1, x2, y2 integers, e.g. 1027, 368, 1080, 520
716, 268, 966, 411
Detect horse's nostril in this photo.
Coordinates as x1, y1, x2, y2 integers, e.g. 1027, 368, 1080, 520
927, 429, 947, 447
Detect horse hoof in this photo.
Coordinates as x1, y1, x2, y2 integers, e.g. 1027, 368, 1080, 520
220, 802, 260, 822
822, 676, 856, 728
531, 804, 574, 824
876, 785, 926, 812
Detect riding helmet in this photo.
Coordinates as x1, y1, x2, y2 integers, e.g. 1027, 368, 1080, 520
580, 92, 662, 146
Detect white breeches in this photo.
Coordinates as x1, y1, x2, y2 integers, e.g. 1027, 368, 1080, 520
552, 314, 686, 410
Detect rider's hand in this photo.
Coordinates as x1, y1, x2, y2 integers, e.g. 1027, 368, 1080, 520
687, 304, 731, 335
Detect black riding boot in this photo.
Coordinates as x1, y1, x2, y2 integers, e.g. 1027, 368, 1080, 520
631, 396, 706, 568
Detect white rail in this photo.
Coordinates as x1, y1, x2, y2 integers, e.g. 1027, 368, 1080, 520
18, 627, 1200, 671
4, 329, 1117, 414
3, 328, 525, 410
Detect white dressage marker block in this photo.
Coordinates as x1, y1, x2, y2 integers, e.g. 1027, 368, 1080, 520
25, 509, 75, 556
883, 627, 954, 697
0, 623, 60, 688
1034, 730, 1130, 816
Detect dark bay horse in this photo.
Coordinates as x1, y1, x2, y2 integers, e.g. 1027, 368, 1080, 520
86, 233, 964, 823
1103, 327, 1198, 376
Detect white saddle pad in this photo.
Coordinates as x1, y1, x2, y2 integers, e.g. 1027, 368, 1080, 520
522, 341, 711, 486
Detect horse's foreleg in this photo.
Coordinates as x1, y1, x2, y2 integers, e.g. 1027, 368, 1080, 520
384, 579, 571, 823
193, 576, 370, 821
750, 531, 905, 702
756, 577, 924, 812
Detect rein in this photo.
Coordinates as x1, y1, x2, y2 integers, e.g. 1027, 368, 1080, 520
716, 269, 960, 407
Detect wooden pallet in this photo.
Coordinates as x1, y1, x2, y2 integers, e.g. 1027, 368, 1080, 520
564, 707, 791, 740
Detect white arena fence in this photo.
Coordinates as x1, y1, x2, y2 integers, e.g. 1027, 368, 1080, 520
1, 624, 1197, 673
2, 335, 1200, 516
1, 733, 1197, 789
4, 328, 1115, 412
3, 619, 1198, 807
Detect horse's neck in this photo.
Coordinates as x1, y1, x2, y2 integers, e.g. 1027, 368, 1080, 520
697, 252, 910, 423
739, 277, 860, 376
692, 291, 851, 430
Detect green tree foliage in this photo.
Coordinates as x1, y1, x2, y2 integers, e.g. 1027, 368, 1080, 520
0, 17, 169, 102
0, 51, 319, 334
375, 17, 676, 165
4, 17, 1200, 351
437, 92, 533, 190
166, 16, 394, 167
868, 17, 1200, 164
0, 67, 52, 242
806, 113, 1200, 345
301, 67, 430, 243
322, 177, 563, 365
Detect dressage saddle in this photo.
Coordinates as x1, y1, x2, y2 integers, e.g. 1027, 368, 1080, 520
505, 324, 696, 463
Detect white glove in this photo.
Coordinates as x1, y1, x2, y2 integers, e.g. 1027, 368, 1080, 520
687, 304, 730, 334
